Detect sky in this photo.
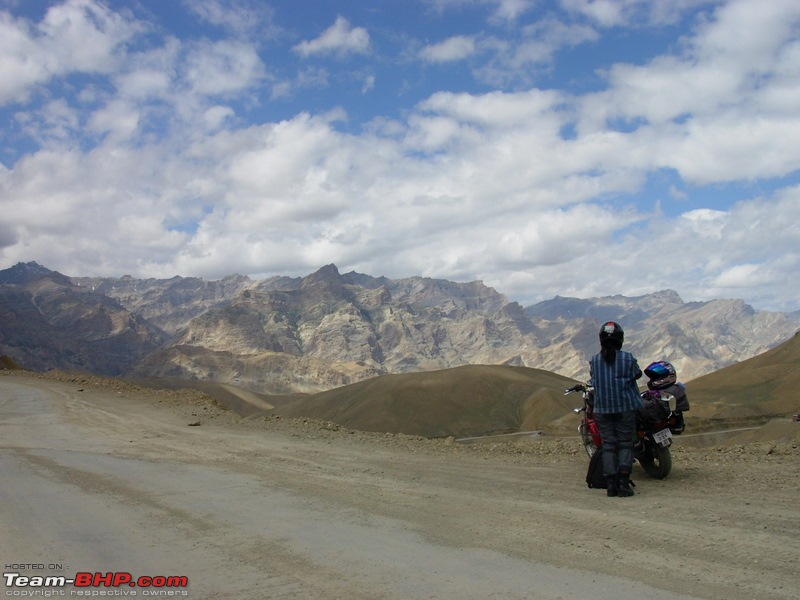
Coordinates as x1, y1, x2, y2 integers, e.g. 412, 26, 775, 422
1, 0, 799, 313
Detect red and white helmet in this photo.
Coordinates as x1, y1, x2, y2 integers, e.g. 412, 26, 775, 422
599, 321, 624, 347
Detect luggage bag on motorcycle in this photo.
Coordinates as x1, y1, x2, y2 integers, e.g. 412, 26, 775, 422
638, 392, 671, 423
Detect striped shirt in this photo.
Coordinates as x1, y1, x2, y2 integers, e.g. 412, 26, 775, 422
589, 349, 643, 414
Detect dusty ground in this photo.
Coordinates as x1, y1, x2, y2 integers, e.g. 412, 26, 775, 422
1, 370, 798, 600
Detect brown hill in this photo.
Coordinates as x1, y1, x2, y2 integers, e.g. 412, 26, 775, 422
268, 364, 577, 438
0, 355, 23, 370
263, 333, 800, 439
687, 330, 800, 423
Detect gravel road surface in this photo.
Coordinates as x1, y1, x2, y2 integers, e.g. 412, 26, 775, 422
1, 373, 797, 599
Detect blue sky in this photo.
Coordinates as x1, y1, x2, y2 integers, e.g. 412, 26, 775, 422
1, 0, 799, 312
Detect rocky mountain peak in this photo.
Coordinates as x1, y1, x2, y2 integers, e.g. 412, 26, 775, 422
647, 289, 683, 304
341, 270, 389, 289
301, 264, 341, 287
0, 261, 69, 285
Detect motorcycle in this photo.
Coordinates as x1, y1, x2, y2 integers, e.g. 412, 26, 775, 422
567, 384, 602, 458
565, 383, 685, 479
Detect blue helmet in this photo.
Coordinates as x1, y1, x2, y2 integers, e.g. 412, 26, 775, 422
644, 361, 677, 389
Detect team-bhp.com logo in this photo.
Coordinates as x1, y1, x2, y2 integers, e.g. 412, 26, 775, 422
4, 572, 189, 596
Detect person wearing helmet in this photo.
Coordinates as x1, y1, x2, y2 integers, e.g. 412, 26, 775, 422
643, 360, 690, 432
589, 321, 643, 497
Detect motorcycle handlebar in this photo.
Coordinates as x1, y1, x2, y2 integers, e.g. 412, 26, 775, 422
564, 383, 588, 394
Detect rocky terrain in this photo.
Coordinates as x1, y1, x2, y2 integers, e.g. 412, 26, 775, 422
0, 263, 166, 375
1, 261, 797, 395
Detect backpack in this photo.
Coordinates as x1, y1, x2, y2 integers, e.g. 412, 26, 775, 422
586, 446, 607, 489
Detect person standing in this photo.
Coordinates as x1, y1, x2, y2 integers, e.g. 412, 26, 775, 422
589, 321, 643, 497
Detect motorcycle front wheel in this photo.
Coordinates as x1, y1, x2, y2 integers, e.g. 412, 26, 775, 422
579, 423, 598, 457
637, 443, 672, 479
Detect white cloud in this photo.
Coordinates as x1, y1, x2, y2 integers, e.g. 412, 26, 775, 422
183, 40, 264, 96
427, 0, 535, 23
86, 99, 140, 142
472, 16, 598, 86
492, 0, 535, 22
712, 263, 768, 289
495, 204, 641, 269
580, 0, 800, 129
203, 105, 235, 131
361, 75, 375, 94
668, 186, 688, 201
37, 0, 139, 69
3, 86, 799, 309
559, 0, 717, 27
15, 98, 80, 147
560, 0, 627, 26
292, 16, 370, 58
417, 89, 566, 132
488, 186, 800, 310
419, 36, 476, 63
0, 11, 50, 105
517, 17, 599, 63
184, 0, 279, 38
0, 0, 143, 105
571, 0, 800, 189
664, 114, 800, 184
116, 68, 172, 101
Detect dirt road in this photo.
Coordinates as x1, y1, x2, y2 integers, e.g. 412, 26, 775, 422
1, 373, 797, 599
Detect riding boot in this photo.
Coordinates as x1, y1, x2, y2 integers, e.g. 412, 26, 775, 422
606, 476, 618, 497
617, 473, 634, 497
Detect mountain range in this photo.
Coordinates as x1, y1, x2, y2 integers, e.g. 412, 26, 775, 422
1, 261, 797, 395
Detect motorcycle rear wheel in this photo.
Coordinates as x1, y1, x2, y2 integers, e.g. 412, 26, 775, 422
637, 444, 672, 479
